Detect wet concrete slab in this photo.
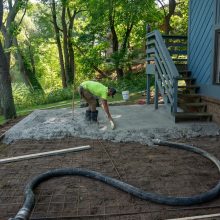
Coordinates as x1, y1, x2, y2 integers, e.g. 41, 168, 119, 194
3, 104, 220, 145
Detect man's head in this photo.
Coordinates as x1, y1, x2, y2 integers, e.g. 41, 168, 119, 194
108, 87, 116, 98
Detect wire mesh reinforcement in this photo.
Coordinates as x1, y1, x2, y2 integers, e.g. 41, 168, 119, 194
9, 140, 220, 220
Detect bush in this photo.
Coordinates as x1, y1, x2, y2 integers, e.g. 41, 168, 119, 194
12, 83, 74, 110
102, 71, 147, 93
46, 88, 73, 103
12, 72, 149, 110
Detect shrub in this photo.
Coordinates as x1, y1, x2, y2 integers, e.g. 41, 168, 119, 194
102, 71, 147, 93
12, 83, 74, 110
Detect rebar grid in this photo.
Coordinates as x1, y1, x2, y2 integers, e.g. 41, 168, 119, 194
0, 137, 220, 219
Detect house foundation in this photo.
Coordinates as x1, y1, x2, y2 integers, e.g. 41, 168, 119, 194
202, 96, 220, 125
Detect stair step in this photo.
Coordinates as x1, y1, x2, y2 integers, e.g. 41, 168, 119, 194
183, 103, 206, 107
177, 77, 195, 81
178, 71, 191, 77
173, 58, 188, 62
166, 43, 187, 47
178, 103, 207, 113
178, 91, 198, 95
180, 93, 201, 98
178, 94, 200, 97
176, 64, 188, 72
180, 103, 206, 108
169, 50, 187, 55
174, 112, 212, 122
178, 94, 201, 103
178, 85, 199, 89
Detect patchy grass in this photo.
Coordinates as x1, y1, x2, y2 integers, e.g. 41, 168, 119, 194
109, 91, 146, 105
0, 116, 5, 125
0, 99, 74, 125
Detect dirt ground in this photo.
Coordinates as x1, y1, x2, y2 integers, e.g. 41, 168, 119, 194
0, 120, 220, 220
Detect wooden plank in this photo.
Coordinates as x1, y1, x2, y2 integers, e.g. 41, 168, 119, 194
173, 58, 188, 62
155, 57, 173, 102
162, 35, 187, 40
147, 48, 155, 54
146, 39, 155, 46
155, 52, 173, 81
0, 145, 91, 164
183, 103, 206, 107
146, 57, 155, 62
154, 30, 180, 78
169, 50, 187, 55
178, 85, 199, 89
166, 43, 187, 47
166, 213, 220, 220
146, 64, 155, 75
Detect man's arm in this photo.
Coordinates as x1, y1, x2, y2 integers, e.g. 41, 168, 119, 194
102, 100, 112, 120
101, 100, 115, 129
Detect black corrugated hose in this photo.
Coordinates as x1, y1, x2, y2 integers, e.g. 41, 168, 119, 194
9, 140, 220, 220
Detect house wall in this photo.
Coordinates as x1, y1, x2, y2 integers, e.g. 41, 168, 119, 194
188, 0, 220, 100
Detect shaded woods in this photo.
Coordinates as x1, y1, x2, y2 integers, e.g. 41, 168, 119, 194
0, 0, 188, 119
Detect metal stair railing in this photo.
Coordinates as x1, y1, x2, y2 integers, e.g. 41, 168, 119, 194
146, 30, 185, 114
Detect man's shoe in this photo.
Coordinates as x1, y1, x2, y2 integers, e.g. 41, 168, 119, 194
91, 110, 98, 122
85, 110, 91, 121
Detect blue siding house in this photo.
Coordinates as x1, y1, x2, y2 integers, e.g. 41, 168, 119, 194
146, 0, 220, 123
188, 0, 220, 122
188, 0, 220, 98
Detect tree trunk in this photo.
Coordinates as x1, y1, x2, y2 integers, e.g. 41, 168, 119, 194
121, 24, 133, 52
51, 0, 67, 88
62, 5, 71, 85
68, 34, 75, 83
0, 96, 3, 115
0, 42, 16, 119
0, 0, 16, 119
163, 0, 176, 34
108, 1, 123, 78
67, 8, 75, 83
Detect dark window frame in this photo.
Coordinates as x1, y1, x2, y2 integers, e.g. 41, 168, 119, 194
213, 29, 220, 85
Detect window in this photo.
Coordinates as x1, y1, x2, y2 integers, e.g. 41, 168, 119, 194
214, 29, 220, 84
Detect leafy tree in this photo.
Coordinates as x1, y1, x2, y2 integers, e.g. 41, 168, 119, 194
47, 0, 87, 86
158, 0, 189, 35
0, 0, 25, 119
80, 0, 158, 78
170, 0, 189, 35
25, 3, 62, 89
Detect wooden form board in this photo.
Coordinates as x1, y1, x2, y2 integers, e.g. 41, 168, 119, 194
166, 213, 220, 220
0, 145, 91, 164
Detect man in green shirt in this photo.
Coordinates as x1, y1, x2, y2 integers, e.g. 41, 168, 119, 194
79, 81, 116, 129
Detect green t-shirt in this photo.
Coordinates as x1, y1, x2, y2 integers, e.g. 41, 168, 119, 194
81, 81, 108, 100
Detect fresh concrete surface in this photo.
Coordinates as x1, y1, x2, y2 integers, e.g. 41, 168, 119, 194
3, 105, 220, 145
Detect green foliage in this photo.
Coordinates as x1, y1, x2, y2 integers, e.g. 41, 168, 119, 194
12, 83, 74, 110
74, 0, 159, 77
46, 88, 74, 103
102, 71, 147, 93
6, 0, 189, 110
170, 0, 189, 35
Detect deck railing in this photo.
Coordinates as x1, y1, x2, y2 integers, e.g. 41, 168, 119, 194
146, 30, 187, 114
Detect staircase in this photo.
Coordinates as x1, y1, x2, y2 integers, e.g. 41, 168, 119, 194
176, 70, 212, 122
146, 30, 212, 122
